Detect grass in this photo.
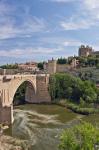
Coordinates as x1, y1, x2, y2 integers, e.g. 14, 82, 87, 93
56, 100, 99, 115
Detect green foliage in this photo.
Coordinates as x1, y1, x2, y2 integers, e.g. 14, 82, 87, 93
96, 63, 99, 69
0, 64, 18, 69
49, 73, 98, 104
80, 97, 85, 107
59, 122, 99, 150
68, 57, 74, 64
77, 67, 99, 84
57, 58, 67, 64
57, 55, 99, 68
38, 62, 44, 70
78, 71, 93, 81
78, 57, 88, 67
77, 56, 99, 67
67, 103, 98, 115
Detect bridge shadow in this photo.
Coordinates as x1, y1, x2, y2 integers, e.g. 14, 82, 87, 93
13, 81, 35, 106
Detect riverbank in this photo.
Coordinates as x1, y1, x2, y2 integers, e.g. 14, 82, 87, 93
54, 100, 99, 115
0, 135, 23, 150
28, 100, 99, 115
0, 123, 32, 150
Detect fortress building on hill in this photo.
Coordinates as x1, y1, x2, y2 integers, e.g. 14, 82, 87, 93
79, 45, 99, 57
79, 45, 93, 57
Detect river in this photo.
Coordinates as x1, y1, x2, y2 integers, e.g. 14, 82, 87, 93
4, 104, 98, 150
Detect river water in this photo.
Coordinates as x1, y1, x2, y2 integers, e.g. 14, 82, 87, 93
4, 104, 98, 150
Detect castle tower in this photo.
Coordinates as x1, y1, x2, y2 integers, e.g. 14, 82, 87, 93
79, 45, 93, 57
44, 59, 57, 74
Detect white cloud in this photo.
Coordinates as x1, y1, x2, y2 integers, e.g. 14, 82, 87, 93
44, 0, 76, 2
59, 0, 99, 31
0, 2, 46, 40
80, 0, 99, 20
63, 40, 82, 47
0, 47, 61, 58
22, 16, 46, 33
0, 16, 46, 40
39, 36, 83, 47
60, 17, 97, 30
60, 0, 99, 31
0, 1, 13, 15
83, 0, 99, 10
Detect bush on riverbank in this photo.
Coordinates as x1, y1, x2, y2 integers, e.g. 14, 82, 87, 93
56, 100, 99, 115
49, 73, 99, 105
66, 103, 99, 115
59, 121, 99, 150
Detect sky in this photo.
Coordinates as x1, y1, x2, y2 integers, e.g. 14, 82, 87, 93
0, 0, 99, 64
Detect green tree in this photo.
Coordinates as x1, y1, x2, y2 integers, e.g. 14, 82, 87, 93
57, 58, 67, 64
82, 81, 97, 103
49, 73, 98, 104
0, 63, 18, 69
78, 57, 88, 67
59, 122, 99, 150
38, 62, 44, 70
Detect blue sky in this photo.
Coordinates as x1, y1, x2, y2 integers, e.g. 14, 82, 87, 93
0, 0, 99, 64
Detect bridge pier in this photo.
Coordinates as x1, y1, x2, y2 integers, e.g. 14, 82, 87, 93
0, 105, 13, 125
25, 82, 37, 103
25, 75, 51, 103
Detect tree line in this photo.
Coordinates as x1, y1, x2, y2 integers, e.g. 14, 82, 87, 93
0, 64, 18, 69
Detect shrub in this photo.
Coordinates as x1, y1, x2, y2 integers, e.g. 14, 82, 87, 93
59, 122, 99, 150
67, 103, 98, 115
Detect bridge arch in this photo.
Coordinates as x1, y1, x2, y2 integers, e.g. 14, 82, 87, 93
12, 80, 36, 106
8, 76, 36, 106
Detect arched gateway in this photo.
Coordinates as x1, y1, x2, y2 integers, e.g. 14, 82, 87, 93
0, 74, 51, 125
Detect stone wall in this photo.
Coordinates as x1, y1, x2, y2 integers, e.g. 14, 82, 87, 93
0, 69, 19, 75
44, 61, 72, 74
56, 64, 70, 73
25, 75, 51, 103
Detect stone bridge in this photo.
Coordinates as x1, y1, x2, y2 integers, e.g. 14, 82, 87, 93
0, 74, 51, 125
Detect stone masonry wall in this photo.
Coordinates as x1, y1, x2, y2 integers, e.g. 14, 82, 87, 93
25, 75, 51, 103
56, 64, 70, 73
